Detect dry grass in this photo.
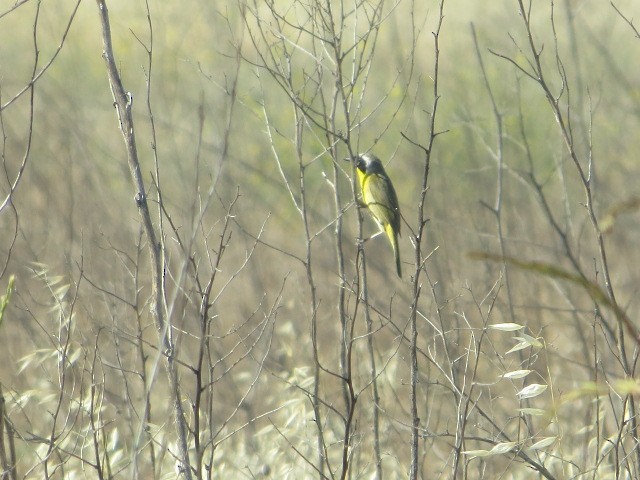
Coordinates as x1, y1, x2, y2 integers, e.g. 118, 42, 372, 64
0, 0, 639, 478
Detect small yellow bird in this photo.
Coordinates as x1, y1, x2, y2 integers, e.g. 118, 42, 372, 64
349, 153, 402, 277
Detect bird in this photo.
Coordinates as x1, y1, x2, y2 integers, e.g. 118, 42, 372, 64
348, 153, 402, 277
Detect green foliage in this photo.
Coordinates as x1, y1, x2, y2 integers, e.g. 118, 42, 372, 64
0, 275, 14, 331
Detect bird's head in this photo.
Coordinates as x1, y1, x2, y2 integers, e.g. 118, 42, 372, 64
349, 153, 384, 174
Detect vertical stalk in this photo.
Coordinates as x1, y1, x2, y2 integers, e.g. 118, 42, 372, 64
408, 2, 445, 477
94, 2, 193, 478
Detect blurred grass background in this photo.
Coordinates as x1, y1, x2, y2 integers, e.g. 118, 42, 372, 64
1, 0, 640, 477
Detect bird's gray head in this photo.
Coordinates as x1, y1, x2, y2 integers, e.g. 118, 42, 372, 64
355, 153, 384, 174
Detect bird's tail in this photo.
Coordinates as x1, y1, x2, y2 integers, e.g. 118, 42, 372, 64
385, 224, 402, 278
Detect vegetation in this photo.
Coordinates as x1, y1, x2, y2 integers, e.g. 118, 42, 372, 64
0, 0, 639, 478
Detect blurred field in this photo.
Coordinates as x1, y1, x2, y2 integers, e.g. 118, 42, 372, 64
1, 0, 640, 478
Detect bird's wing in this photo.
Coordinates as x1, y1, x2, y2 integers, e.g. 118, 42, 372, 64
364, 173, 401, 234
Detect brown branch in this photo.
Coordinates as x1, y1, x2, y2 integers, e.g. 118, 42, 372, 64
94, 1, 193, 478
612, 2, 640, 39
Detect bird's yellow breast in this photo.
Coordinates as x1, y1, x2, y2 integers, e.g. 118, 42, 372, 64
357, 169, 371, 204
